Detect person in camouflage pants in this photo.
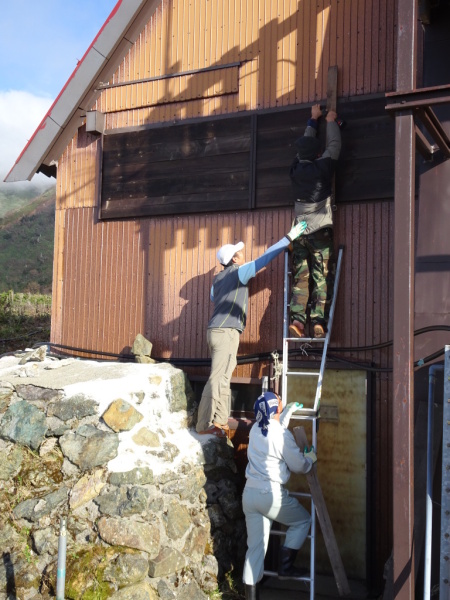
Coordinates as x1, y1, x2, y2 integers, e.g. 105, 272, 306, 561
288, 104, 341, 338
290, 228, 335, 334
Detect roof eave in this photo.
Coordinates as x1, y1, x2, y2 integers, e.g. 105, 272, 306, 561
5, 0, 159, 183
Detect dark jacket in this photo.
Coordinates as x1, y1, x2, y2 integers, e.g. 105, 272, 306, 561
289, 120, 341, 204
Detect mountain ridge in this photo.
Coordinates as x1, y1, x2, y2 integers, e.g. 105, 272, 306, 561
0, 185, 56, 294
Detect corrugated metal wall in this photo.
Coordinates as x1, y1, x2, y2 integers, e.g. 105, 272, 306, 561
94, 0, 396, 125
52, 0, 397, 585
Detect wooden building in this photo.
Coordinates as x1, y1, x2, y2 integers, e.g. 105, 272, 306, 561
6, 0, 450, 597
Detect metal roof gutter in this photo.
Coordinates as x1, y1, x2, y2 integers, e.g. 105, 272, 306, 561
4, 0, 159, 183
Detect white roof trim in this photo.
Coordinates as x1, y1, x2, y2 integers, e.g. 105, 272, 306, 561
5, 0, 159, 182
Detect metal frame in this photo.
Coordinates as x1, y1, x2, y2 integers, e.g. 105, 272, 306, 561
440, 347, 450, 600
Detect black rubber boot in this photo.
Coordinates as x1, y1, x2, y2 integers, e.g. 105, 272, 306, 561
245, 583, 260, 600
277, 545, 307, 578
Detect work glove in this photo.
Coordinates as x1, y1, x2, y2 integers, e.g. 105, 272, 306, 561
304, 446, 317, 464
279, 401, 302, 428
286, 220, 307, 242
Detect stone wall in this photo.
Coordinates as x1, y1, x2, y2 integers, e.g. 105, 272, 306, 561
0, 349, 246, 599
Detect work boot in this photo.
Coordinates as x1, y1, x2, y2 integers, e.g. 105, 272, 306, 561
213, 421, 229, 431
197, 425, 227, 438
278, 546, 308, 579
244, 583, 260, 600
313, 323, 325, 338
289, 320, 305, 338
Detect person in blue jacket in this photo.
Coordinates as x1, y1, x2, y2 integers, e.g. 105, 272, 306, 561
196, 221, 307, 437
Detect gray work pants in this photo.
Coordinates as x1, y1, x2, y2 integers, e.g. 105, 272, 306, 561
242, 485, 311, 585
195, 327, 240, 431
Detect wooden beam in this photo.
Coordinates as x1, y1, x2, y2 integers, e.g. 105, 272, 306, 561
326, 66, 338, 112
293, 426, 351, 597
416, 107, 450, 157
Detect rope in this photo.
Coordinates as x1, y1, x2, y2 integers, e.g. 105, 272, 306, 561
270, 351, 283, 383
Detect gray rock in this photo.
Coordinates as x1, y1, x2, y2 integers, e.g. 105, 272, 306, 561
13, 486, 68, 522
0, 445, 23, 480
119, 487, 150, 517
95, 486, 129, 516
0, 522, 21, 551
69, 469, 106, 509
109, 467, 153, 486
15, 385, 61, 403
47, 394, 98, 421
164, 500, 192, 540
109, 581, 158, 599
164, 369, 195, 413
207, 504, 227, 530
59, 425, 119, 470
203, 482, 220, 504
148, 547, 186, 578
157, 579, 176, 600
103, 552, 149, 588
38, 437, 58, 457
33, 526, 58, 555
97, 516, 160, 557
182, 524, 209, 561
102, 399, 144, 432
0, 383, 14, 410
132, 333, 153, 358
192, 554, 219, 592
46, 415, 70, 436
18, 346, 47, 365
217, 482, 244, 520
95, 486, 149, 517
175, 580, 208, 600
162, 467, 207, 502
0, 400, 47, 450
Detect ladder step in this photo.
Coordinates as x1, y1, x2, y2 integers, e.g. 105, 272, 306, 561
286, 371, 320, 377
263, 569, 311, 582
268, 530, 312, 538
285, 336, 325, 342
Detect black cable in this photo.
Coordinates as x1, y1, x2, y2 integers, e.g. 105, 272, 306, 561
38, 323, 450, 374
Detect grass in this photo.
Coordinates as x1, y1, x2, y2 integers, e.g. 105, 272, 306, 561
0, 291, 51, 355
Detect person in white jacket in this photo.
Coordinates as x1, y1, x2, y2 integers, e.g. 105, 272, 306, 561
242, 391, 317, 600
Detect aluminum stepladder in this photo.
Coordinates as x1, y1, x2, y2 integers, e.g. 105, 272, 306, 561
263, 245, 344, 598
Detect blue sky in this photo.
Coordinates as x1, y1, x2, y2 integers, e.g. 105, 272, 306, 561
0, 0, 116, 191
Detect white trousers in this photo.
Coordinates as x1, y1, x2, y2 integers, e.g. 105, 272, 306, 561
242, 485, 311, 585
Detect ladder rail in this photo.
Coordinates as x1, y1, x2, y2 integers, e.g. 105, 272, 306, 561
282, 245, 344, 414
313, 245, 344, 412
278, 242, 344, 599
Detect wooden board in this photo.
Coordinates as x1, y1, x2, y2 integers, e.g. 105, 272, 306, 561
100, 97, 395, 220
293, 426, 351, 597
327, 66, 338, 112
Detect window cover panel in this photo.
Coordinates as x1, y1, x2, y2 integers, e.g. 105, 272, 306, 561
100, 97, 394, 220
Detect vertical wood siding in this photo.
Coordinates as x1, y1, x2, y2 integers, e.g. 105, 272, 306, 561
94, 0, 397, 125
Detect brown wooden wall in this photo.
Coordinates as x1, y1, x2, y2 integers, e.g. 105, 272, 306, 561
51, 0, 399, 589
100, 97, 394, 219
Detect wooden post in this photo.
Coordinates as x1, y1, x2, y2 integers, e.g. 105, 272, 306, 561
326, 65, 338, 112
293, 426, 351, 596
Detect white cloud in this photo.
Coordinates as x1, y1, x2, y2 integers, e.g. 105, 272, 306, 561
0, 90, 55, 191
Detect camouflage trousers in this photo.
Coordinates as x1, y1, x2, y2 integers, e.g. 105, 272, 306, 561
290, 228, 335, 327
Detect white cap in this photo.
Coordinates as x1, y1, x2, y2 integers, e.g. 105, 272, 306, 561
217, 241, 244, 266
